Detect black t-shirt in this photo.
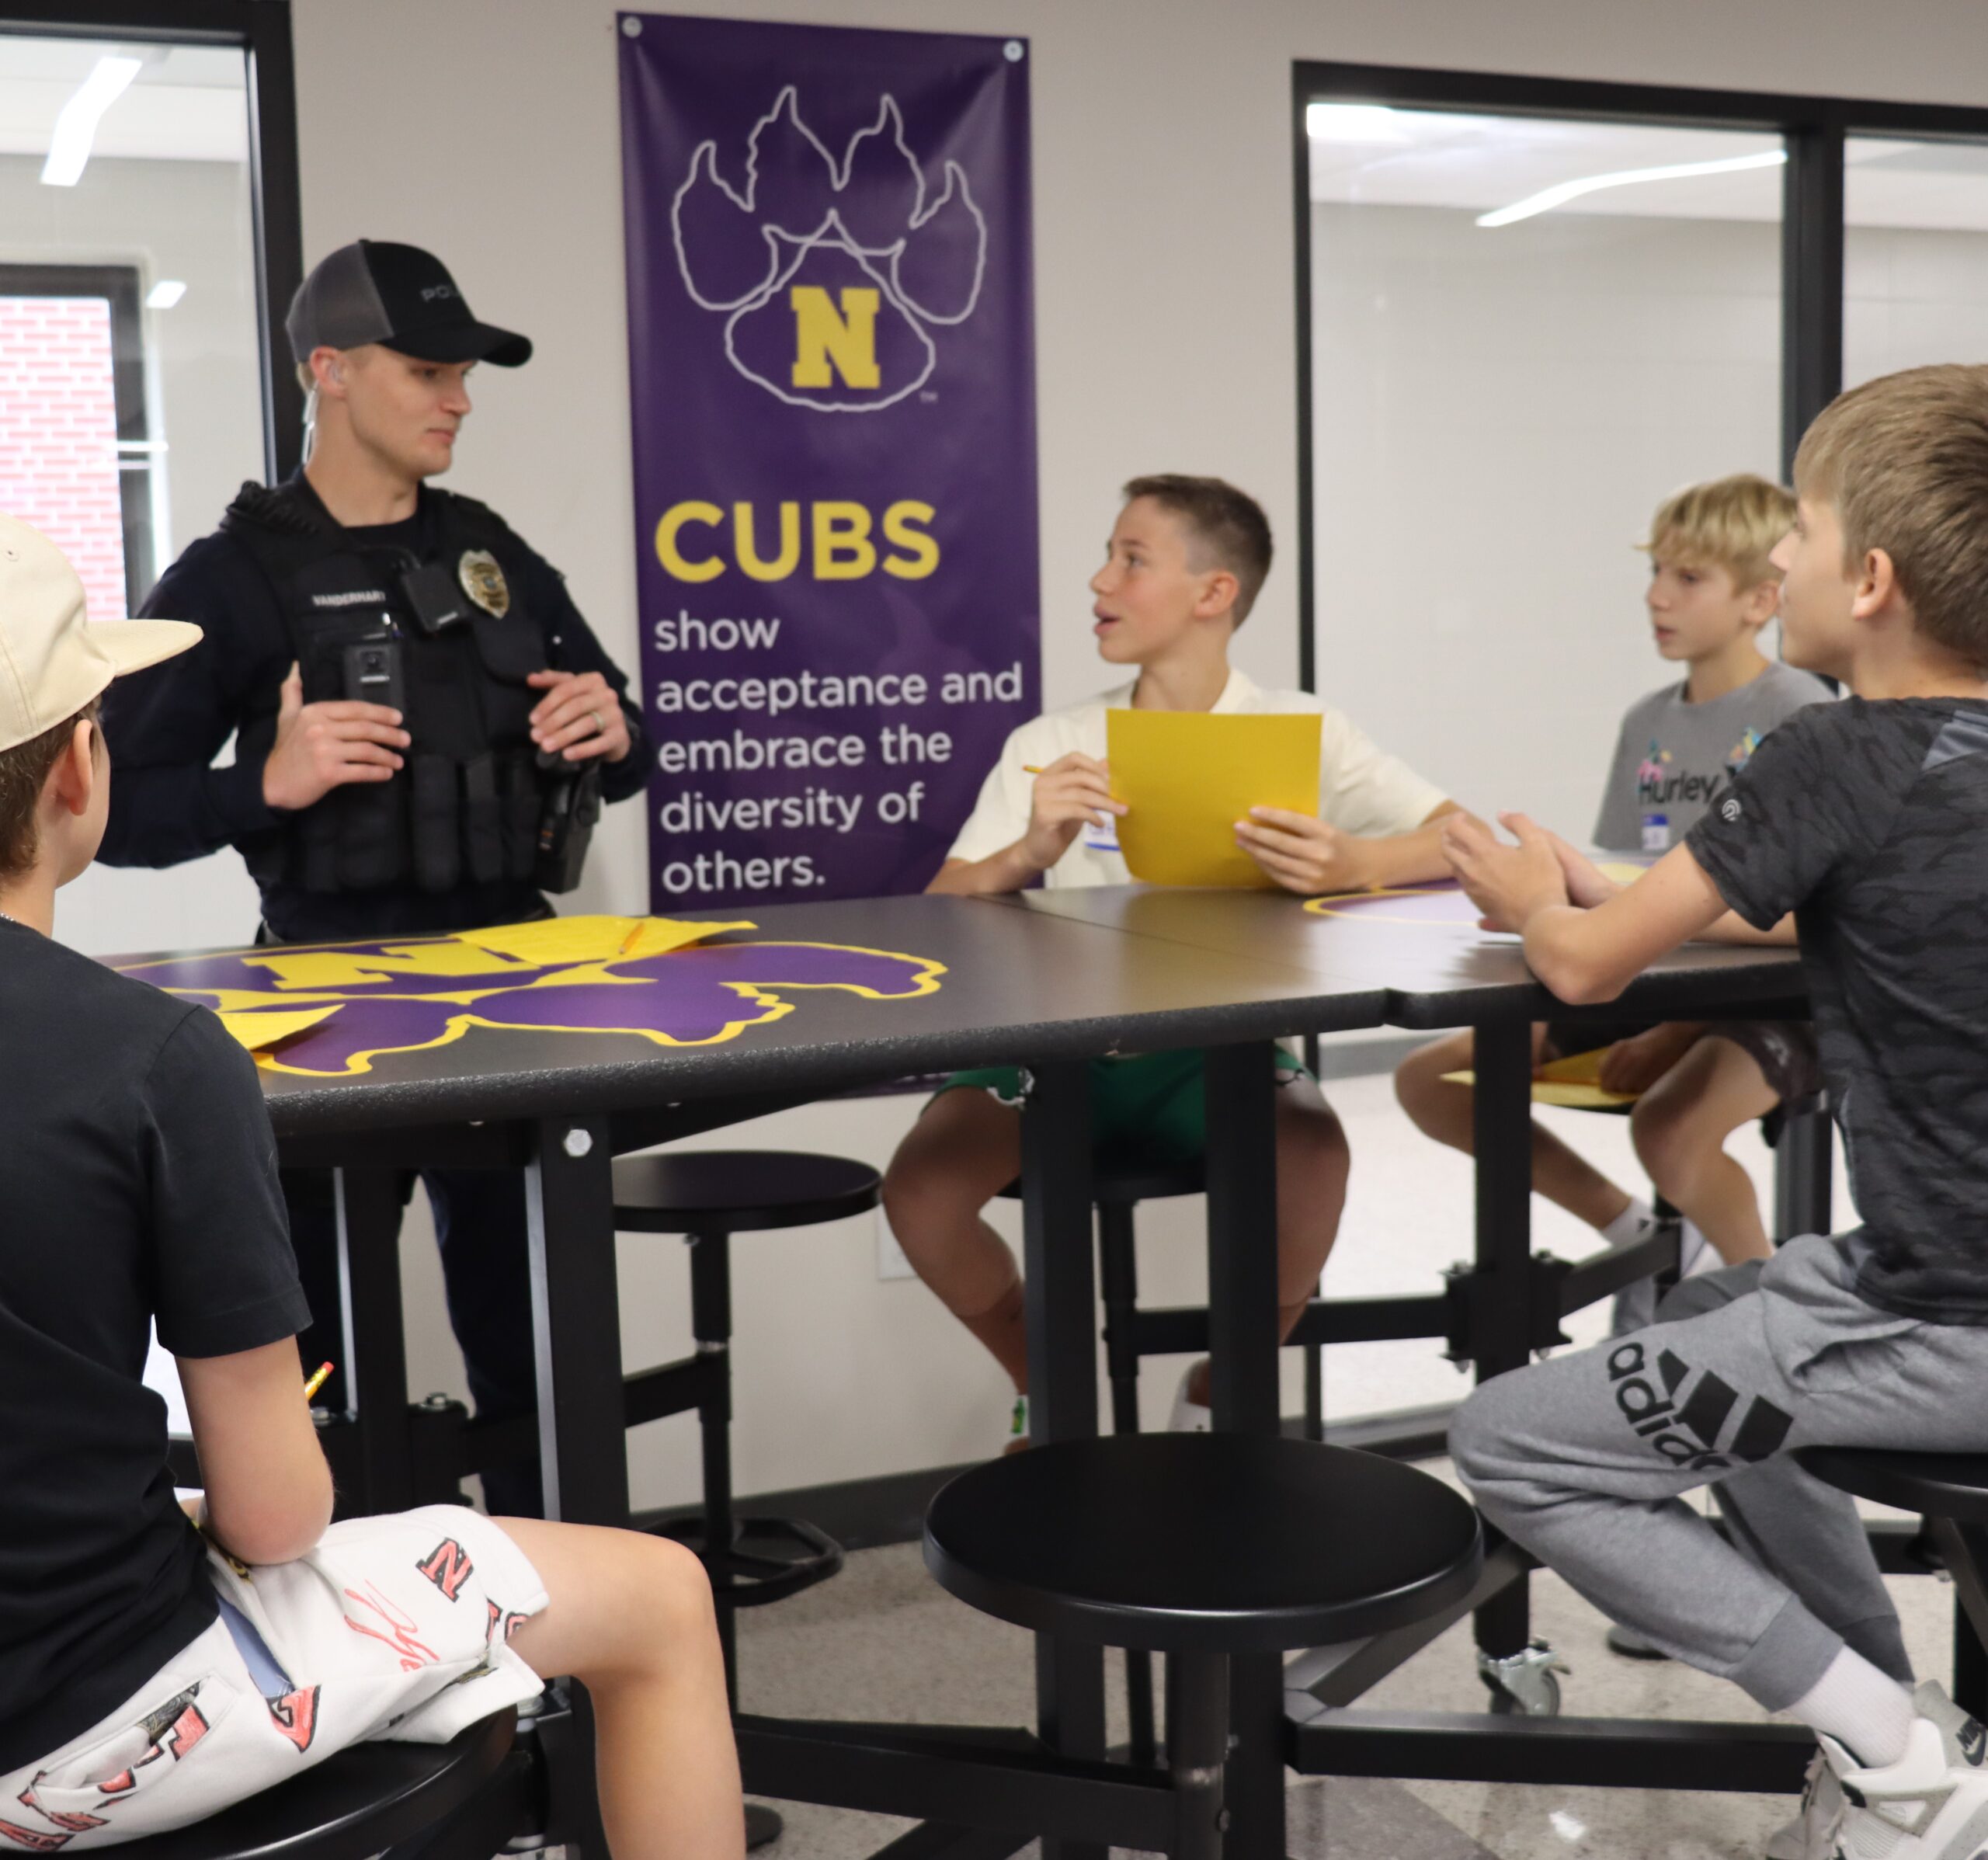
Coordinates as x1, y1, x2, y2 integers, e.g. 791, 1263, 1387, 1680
1689, 697, 1988, 1322
98, 482, 652, 943
0, 917, 309, 1771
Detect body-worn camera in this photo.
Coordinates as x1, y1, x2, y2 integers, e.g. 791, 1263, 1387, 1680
341, 632, 407, 713
534, 749, 602, 893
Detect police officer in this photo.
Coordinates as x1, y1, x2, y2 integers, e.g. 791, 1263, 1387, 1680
101, 241, 652, 1516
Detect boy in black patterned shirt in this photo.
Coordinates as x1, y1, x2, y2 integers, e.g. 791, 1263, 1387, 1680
1445, 366, 1988, 1860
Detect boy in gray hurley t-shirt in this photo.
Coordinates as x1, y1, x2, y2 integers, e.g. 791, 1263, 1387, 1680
1399, 476, 1830, 1352
1594, 475, 1830, 855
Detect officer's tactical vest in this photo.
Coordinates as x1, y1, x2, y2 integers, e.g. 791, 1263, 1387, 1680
224, 480, 556, 896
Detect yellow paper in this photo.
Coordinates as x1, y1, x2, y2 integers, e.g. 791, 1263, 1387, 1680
456, 915, 755, 965
1106, 710, 1321, 888
1441, 1047, 1639, 1110
217, 1005, 342, 1052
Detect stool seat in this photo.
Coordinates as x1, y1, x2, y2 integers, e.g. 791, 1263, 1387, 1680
107, 1709, 516, 1860
924, 1434, 1481, 1654
1798, 1447, 1988, 1525
996, 1154, 1204, 1208
612, 1150, 881, 1232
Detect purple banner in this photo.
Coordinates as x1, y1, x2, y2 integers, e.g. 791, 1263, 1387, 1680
617, 12, 1039, 910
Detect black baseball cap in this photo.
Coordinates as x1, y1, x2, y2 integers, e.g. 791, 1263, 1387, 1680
286, 239, 533, 368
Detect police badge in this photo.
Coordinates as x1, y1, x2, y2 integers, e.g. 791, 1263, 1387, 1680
458, 548, 510, 618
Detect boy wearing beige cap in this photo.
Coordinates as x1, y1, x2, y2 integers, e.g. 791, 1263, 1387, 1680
0, 518, 740, 1857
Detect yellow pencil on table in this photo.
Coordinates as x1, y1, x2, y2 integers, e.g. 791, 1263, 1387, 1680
303, 1360, 335, 1402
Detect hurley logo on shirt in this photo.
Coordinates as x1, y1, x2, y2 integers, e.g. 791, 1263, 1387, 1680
1636, 742, 1725, 811
1635, 725, 1765, 812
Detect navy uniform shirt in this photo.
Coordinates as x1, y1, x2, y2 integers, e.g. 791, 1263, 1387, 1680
100, 479, 652, 943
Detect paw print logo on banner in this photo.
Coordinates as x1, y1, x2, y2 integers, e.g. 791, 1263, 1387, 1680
671, 87, 988, 412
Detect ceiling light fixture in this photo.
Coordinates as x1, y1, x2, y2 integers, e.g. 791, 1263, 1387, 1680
146, 280, 187, 309
41, 54, 144, 187
1307, 103, 1411, 145
1476, 148, 1785, 227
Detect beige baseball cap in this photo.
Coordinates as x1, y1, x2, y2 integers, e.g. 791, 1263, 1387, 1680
0, 514, 200, 756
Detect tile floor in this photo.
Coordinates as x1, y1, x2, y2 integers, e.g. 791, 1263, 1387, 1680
736, 1480, 1952, 1860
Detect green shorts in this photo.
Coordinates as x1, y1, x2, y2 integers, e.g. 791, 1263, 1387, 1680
934, 1047, 1310, 1168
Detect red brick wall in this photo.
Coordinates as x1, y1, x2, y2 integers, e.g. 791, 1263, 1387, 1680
0, 297, 127, 623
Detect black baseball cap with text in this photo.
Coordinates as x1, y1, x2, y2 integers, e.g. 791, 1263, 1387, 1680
286, 240, 532, 367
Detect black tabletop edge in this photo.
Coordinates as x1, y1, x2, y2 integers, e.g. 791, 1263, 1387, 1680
258, 991, 1388, 1139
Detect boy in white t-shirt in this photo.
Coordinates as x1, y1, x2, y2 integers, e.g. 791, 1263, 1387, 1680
884, 475, 1459, 1438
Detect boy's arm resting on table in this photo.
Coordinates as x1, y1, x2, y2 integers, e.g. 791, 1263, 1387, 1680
1445, 814, 1777, 1005
926, 752, 1122, 895
1542, 829, 1796, 947
1238, 798, 1462, 895
179, 1338, 334, 1565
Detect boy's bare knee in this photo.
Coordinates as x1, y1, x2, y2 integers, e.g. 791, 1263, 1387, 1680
1629, 1095, 1696, 1184
617, 1533, 718, 1660
1394, 1041, 1463, 1130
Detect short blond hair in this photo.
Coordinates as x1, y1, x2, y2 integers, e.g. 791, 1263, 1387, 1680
1794, 363, 1988, 668
1640, 474, 1795, 590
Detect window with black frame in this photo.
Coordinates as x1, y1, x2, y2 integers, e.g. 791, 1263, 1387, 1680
1293, 68, 1988, 836
1290, 65, 1988, 1418
0, 7, 302, 623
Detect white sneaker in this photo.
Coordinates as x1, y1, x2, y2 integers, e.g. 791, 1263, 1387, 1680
1608, 1214, 1711, 1334
1765, 1748, 1843, 1860
1169, 1365, 1211, 1432
1820, 1692, 1988, 1859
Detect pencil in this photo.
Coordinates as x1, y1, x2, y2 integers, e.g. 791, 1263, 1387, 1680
303, 1361, 335, 1402
1022, 764, 1043, 774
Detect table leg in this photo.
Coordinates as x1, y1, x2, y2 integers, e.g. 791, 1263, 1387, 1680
1204, 1041, 1285, 1860
526, 1116, 629, 1528
1773, 1105, 1834, 1242
337, 1167, 414, 1514
1472, 1017, 1535, 1662
1020, 1059, 1105, 1860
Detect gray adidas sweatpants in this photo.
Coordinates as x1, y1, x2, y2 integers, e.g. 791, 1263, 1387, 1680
1452, 1232, 1988, 1712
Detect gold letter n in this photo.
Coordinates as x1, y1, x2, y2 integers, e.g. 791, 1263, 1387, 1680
791, 286, 881, 389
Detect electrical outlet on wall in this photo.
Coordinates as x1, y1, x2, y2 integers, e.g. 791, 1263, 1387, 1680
875, 1211, 916, 1281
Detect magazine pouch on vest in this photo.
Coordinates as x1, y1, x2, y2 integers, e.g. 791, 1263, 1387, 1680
224, 482, 554, 895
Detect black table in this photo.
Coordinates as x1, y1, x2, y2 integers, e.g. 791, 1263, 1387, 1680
124, 892, 1391, 1860
997, 884, 1852, 1803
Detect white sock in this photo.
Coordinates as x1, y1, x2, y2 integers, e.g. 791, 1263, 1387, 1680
1789, 1646, 1917, 1768
1599, 1198, 1654, 1248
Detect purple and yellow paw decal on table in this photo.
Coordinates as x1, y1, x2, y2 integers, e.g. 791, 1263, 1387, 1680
113, 916, 944, 1077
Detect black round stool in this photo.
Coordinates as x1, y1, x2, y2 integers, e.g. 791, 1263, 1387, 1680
106, 1709, 518, 1860
925, 1433, 1482, 1858
1799, 1446, 1988, 1716
614, 1149, 878, 1849
613, 1150, 878, 1685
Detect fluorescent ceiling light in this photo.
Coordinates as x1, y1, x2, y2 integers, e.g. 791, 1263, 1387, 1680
146, 279, 186, 309
1476, 148, 1786, 227
40, 54, 143, 186
1308, 103, 1410, 144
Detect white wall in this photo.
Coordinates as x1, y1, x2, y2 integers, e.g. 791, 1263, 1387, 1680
71, 0, 1988, 1509
1310, 201, 1781, 839
1847, 222, 1988, 384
